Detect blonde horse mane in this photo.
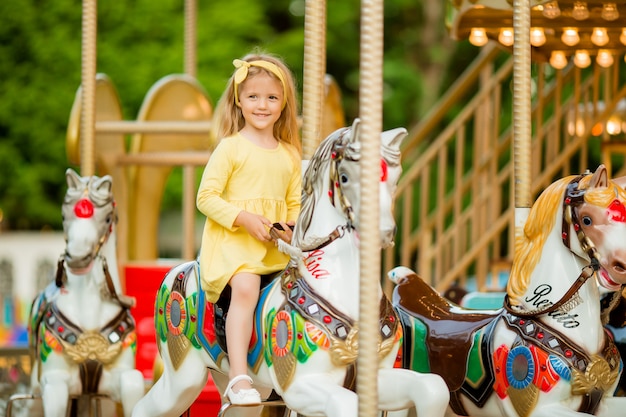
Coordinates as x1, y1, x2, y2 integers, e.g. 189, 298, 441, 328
507, 174, 625, 302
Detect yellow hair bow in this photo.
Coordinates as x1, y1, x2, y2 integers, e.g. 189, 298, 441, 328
233, 59, 287, 110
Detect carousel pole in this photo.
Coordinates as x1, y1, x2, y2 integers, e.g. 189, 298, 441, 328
301, 0, 327, 159
357, 1, 383, 416
184, 0, 197, 78
80, 0, 98, 176
513, 0, 532, 235
182, 0, 197, 261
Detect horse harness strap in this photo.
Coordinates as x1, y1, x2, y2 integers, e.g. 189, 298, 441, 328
280, 268, 400, 391
503, 261, 598, 318
503, 313, 620, 414
39, 301, 135, 394
54, 257, 135, 309
282, 268, 354, 341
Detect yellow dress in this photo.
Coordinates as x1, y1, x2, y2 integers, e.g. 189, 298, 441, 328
196, 133, 301, 302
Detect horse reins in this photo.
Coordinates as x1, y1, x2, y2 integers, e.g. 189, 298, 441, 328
504, 173, 602, 318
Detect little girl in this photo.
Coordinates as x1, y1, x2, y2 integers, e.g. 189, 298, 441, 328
196, 52, 302, 405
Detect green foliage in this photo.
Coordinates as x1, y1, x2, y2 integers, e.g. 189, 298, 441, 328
0, 0, 474, 231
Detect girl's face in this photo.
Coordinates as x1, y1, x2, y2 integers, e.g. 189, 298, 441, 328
237, 72, 283, 135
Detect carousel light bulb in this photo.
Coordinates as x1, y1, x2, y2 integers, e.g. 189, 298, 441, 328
596, 50, 614, 67
542, 1, 561, 18
574, 50, 591, 68
530, 27, 546, 46
601, 3, 619, 21
572, 1, 590, 20
499, 28, 514, 46
606, 115, 622, 135
620, 28, 626, 45
469, 28, 489, 46
550, 51, 568, 69
591, 27, 609, 46
561, 28, 580, 46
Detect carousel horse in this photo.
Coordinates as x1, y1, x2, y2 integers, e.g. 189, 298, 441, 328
26, 169, 145, 417
131, 119, 450, 417
388, 165, 626, 417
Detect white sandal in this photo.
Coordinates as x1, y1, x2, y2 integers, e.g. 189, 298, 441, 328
224, 375, 261, 405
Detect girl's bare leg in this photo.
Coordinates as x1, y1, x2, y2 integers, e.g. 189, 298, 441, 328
226, 272, 261, 392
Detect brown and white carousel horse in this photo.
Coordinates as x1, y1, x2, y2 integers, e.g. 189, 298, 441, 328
389, 165, 626, 417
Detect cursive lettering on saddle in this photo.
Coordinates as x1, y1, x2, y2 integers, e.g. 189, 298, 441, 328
524, 284, 581, 328
304, 249, 330, 280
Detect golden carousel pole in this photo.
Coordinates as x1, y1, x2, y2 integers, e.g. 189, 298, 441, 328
302, 0, 327, 159
182, 0, 198, 261
513, 0, 532, 236
357, 1, 383, 416
80, 0, 97, 176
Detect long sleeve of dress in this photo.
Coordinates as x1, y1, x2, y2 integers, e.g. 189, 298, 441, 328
196, 140, 242, 230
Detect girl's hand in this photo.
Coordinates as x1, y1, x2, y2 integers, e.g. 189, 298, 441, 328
270, 221, 295, 244
234, 211, 272, 241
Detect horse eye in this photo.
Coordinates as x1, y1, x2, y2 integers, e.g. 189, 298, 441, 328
582, 216, 592, 226
340, 173, 349, 184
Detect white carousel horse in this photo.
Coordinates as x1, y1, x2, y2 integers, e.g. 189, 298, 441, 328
388, 165, 626, 417
131, 119, 450, 417
25, 169, 145, 417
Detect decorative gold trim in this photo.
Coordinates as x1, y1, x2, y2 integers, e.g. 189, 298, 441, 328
572, 355, 619, 395
507, 384, 538, 417
167, 333, 191, 370
60, 331, 121, 365
272, 350, 297, 390
329, 327, 359, 366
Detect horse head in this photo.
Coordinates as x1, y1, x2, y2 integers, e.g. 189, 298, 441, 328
293, 118, 406, 250
62, 168, 117, 273
507, 165, 626, 313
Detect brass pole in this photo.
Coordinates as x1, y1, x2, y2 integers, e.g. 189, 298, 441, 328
80, 0, 98, 176
302, 0, 326, 159
358, 1, 383, 416
513, 0, 532, 239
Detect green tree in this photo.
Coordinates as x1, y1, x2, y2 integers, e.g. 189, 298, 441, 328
0, 0, 474, 231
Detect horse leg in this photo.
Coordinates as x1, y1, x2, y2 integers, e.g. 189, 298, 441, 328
282, 375, 357, 417
118, 369, 145, 417
131, 348, 208, 417
40, 370, 71, 417
596, 397, 626, 417
377, 368, 449, 417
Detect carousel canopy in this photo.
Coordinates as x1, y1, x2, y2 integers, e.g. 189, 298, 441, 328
447, 0, 626, 68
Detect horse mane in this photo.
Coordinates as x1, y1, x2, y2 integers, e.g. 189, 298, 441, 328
507, 174, 624, 302
293, 128, 355, 247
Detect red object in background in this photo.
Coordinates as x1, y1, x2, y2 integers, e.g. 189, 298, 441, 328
125, 262, 221, 416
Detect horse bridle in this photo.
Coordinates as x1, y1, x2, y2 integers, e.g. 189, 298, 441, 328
504, 173, 601, 317
328, 132, 356, 229
56, 184, 133, 308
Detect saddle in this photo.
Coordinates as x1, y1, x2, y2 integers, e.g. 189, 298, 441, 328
393, 271, 501, 391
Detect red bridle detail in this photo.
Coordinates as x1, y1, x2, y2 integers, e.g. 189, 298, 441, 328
608, 199, 626, 223
74, 198, 94, 218
381, 159, 388, 182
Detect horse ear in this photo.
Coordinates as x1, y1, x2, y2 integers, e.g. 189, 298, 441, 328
382, 127, 408, 150
93, 174, 114, 195
612, 174, 626, 190
65, 168, 82, 190
349, 118, 361, 144
589, 165, 608, 188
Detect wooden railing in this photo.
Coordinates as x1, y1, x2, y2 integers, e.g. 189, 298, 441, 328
384, 50, 626, 294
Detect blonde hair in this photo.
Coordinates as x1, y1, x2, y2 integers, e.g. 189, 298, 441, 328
210, 51, 302, 156
507, 174, 626, 302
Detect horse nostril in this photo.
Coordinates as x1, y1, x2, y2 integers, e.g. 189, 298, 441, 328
612, 261, 626, 274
